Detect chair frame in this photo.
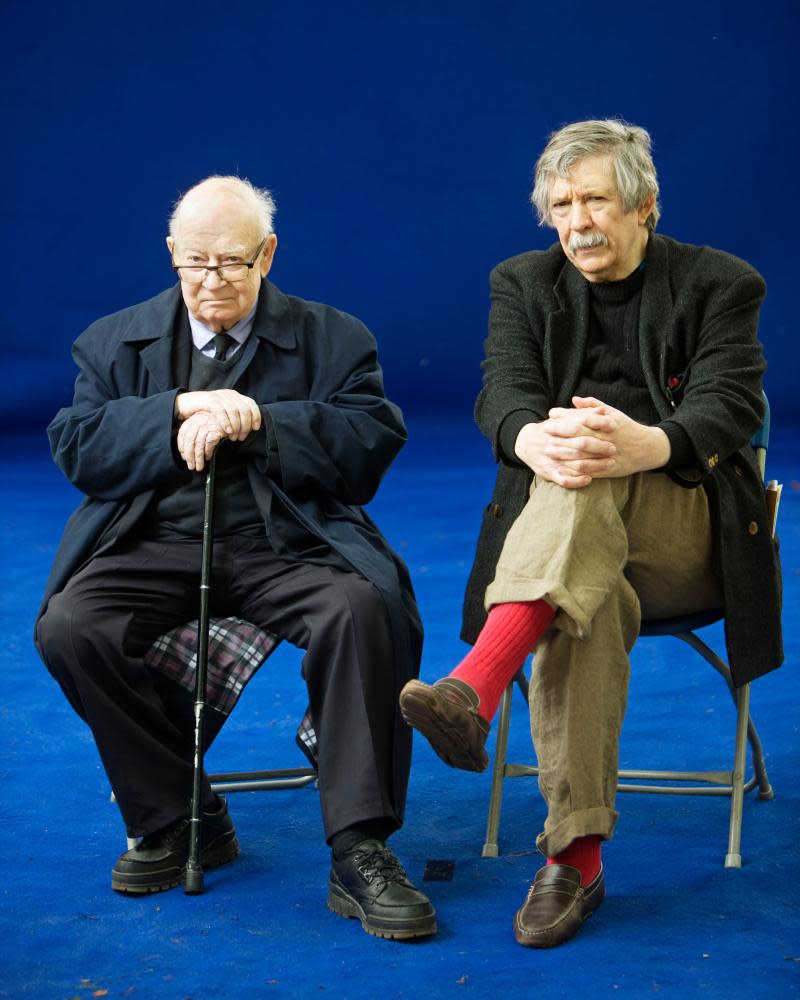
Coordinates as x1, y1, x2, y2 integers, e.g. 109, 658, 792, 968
206, 634, 317, 795
482, 402, 776, 869
210, 762, 316, 794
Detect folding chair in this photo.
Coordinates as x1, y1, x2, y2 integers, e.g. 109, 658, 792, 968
482, 396, 777, 869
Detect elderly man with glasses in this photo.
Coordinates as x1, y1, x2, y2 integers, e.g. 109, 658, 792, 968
35, 175, 436, 941
400, 120, 782, 948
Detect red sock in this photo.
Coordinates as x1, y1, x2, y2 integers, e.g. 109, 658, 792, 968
547, 835, 602, 886
450, 600, 555, 722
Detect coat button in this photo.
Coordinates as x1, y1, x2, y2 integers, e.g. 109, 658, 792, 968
748, 521, 759, 536
707, 453, 719, 469
490, 503, 504, 518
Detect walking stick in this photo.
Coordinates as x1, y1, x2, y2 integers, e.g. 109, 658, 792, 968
184, 450, 218, 895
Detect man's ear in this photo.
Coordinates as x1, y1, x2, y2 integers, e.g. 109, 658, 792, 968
638, 194, 656, 226
166, 236, 175, 255
261, 234, 278, 276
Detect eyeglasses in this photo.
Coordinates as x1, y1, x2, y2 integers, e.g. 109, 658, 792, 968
172, 236, 268, 284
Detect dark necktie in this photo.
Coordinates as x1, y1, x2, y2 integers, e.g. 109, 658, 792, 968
212, 333, 232, 361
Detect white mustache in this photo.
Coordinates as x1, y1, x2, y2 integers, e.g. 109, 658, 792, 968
569, 232, 609, 252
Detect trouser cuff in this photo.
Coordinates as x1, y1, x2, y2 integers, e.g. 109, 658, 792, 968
484, 576, 601, 640
535, 805, 618, 859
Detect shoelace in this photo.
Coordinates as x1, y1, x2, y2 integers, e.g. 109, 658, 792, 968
354, 847, 408, 888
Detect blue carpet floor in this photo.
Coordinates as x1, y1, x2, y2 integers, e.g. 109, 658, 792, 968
1, 420, 798, 999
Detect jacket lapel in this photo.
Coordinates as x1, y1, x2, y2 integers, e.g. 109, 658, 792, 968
252, 280, 297, 351
121, 285, 184, 394
226, 281, 298, 391
638, 235, 675, 419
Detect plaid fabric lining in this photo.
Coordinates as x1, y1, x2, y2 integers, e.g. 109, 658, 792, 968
144, 616, 318, 766
295, 708, 318, 768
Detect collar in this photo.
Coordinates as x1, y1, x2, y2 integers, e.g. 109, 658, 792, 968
588, 259, 646, 304
188, 303, 257, 354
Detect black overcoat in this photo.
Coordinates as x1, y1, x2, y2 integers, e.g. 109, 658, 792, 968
461, 234, 782, 686
38, 280, 422, 687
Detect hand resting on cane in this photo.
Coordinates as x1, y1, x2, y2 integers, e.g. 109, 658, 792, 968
175, 389, 262, 471
175, 389, 261, 440
176, 411, 227, 472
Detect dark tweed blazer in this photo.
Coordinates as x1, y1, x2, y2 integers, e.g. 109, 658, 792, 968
460, 233, 782, 686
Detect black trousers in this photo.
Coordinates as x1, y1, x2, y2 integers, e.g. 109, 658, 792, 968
36, 535, 407, 841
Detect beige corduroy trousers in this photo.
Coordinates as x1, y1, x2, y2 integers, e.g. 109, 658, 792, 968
484, 472, 721, 857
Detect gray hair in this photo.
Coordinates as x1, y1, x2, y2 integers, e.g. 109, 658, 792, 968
169, 175, 277, 240
531, 119, 660, 232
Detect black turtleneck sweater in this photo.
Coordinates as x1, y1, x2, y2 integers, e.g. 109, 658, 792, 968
574, 264, 652, 421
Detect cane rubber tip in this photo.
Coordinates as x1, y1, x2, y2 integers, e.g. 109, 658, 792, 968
183, 866, 205, 895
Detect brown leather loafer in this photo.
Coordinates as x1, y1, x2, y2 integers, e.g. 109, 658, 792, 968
514, 863, 605, 948
399, 677, 490, 772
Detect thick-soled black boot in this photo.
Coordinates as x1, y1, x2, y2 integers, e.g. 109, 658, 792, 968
328, 838, 437, 940
111, 796, 239, 894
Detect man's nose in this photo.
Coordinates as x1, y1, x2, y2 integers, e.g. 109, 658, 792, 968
203, 268, 227, 289
569, 200, 592, 230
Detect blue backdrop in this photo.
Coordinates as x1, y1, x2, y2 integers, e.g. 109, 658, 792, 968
4, 0, 797, 428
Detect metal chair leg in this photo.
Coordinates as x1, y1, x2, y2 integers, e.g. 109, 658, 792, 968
678, 631, 773, 800
725, 683, 751, 868
482, 683, 513, 858
751, 727, 774, 800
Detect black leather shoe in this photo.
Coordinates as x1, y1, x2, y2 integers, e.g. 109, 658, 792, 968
111, 797, 239, 894
514, 863, 605, 948
328, 839, 437, 940
399, 677, 490, 771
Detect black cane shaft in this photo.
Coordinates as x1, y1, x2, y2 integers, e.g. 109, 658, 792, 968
185, 452, 218, 895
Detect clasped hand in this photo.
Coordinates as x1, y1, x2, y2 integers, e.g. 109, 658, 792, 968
174, 389, 262, 471
514, 396, 670, 489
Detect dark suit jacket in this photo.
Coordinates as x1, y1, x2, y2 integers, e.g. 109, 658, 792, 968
461, 234, 782, 686
37, 280, 423, 694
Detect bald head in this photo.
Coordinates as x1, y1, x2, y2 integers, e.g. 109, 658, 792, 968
169, 175, 276, 244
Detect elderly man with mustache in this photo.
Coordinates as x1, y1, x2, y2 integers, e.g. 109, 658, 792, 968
401, 119, 782, 948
